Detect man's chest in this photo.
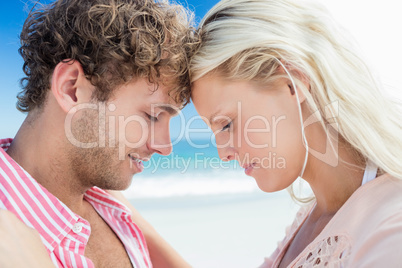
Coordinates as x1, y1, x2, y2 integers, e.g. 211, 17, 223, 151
82, 203, 133, 268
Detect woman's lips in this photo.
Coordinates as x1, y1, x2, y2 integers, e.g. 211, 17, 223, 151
243, 163, 256, 176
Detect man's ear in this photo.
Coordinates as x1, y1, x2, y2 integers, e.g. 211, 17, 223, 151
50, 60, 94, 113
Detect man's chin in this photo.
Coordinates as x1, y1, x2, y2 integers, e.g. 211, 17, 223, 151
112, 175, 134, 191
92, 175, 133, 192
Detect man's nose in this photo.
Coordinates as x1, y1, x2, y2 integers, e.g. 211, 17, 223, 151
148, 126, 173, 156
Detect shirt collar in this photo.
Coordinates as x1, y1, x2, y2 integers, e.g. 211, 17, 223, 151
0, 138, 84, 251
0, 138, 134, 252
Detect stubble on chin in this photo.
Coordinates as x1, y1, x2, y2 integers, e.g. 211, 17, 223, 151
67, 110, 132, 191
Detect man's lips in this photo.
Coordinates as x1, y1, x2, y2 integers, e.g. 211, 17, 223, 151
128, 153, 151, 162
128, 153, 150, 172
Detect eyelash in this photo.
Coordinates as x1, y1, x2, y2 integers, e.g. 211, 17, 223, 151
221, 121, 232, 132
146, 113, 158, 122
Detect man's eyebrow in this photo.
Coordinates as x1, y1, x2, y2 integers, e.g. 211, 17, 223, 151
156, 104, 180, 116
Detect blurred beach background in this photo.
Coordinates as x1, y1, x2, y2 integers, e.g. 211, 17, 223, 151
124, 139, 302, 267
1, 0, 402, 267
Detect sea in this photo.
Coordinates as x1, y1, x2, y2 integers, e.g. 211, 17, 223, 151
124, 138, 261, 200
123, 138, 302, 268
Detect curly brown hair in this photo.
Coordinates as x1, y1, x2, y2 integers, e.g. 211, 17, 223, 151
18, 0, 196, 112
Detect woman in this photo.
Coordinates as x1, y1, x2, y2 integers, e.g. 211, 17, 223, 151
188, 0, 402, 266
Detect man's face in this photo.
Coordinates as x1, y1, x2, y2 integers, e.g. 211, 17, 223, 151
67, 78, 180, 190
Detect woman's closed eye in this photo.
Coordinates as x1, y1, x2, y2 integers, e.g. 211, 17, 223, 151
221, 121, 232, 131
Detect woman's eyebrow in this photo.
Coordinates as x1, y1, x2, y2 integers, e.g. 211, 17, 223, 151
209, 109, 223, 126
211, 112, 235, 127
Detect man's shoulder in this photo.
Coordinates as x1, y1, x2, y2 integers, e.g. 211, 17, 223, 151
0, 138, 16, 180
0, 138, 12, 147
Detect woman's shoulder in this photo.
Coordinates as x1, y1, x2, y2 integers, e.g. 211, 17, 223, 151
315, 173, 402, 265
287, 174, 402, 267
344, 174, 402, 266
326, 173, 402, 231
346, 173, 402, 217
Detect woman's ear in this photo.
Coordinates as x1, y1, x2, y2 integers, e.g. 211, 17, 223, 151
50, 60, 95, 113
277, 62, 309, 104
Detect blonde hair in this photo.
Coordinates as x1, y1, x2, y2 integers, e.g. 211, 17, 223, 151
189, 0, 402, 201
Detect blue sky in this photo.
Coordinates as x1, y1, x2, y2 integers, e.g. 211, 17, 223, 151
1, 0, 401, 139
0, 0, 219, 139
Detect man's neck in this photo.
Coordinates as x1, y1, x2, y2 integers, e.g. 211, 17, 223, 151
7, 113, 89, 215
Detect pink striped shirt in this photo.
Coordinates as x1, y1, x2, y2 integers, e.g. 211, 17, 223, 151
0, 138, 152, 268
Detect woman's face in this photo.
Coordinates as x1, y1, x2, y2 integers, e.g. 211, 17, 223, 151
192, 74, 307, 192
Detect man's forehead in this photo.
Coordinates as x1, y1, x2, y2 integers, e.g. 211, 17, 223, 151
152, 103, 180, 116
146, 82, 183, 111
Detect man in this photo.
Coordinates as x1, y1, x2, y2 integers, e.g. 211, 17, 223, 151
0, 0, 194, 267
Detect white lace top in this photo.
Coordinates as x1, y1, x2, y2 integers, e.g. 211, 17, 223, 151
259, 174, 402, 267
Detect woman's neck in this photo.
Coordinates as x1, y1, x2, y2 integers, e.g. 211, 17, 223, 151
301, 121, 366, 215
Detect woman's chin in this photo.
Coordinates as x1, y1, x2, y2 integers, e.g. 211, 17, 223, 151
254, 178, 285, 193
253, 173, 295, 193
